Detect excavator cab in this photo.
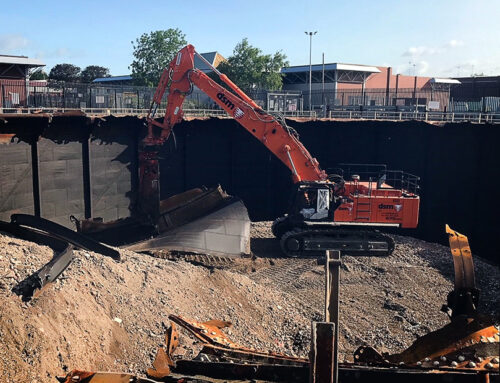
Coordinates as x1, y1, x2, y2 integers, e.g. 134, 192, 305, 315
290, 183, 337, 221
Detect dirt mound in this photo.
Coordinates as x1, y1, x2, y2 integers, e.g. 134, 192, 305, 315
0, 222, 498, 382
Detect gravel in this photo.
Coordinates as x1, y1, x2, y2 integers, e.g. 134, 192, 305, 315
0, 221, 498, 382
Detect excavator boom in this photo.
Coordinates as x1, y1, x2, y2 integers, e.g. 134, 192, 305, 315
144, 44, 326, 184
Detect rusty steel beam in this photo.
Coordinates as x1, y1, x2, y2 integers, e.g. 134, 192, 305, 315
324, 250, 341, 382
146, 322, 179, 379
310, 322, 336, 383
11, 214, 120, 261
0, 220, 74, 301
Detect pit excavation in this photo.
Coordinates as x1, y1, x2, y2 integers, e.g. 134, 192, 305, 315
0, 43, 498, 383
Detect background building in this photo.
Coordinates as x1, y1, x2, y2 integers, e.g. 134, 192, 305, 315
0, 55, 44, 108
281, 63, 460, 112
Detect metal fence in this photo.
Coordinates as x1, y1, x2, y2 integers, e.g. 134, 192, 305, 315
302, 88, 500, 114
1, 79, 499, 123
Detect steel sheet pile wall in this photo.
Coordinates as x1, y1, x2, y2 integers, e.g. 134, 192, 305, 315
38, 116, 87, 226
0, 134, 34, 220
0, 115, 138, 228
89, 117, 138, 222
158, 118, 499, 262
0, 115, 498, 263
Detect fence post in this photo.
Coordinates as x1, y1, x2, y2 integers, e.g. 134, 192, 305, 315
137, 90, 140, 110
478, 113, 482, 123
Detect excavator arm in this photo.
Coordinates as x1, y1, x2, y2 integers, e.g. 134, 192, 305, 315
144, 44, 327, 184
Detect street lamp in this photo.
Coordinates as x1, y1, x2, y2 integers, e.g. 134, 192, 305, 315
305, 31, 317, 113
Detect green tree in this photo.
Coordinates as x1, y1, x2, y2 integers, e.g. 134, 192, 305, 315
215, 38, 288, 90
81, 65, 110, 83
30, 69, 48, 80
49, 63, 81, 82
130, 29, 187, 86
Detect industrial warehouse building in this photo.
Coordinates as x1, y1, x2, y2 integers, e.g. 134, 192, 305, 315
280, 63, 461, 112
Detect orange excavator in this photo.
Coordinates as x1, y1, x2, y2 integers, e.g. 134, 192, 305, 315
140, 44, 420, 257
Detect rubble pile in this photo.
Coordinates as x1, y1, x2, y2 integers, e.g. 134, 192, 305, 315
0, 222, 498, 382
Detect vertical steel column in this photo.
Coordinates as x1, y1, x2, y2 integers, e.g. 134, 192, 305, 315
333, 71, 338, 106
385, 67, 391, 106
413, 76, 418, 112
310, 322, 336, 383
322, 53, 325, 117
31, 138, 41, 217
1, 84, 5, 108
82, 138, 92, 219
325, 250, 340, 381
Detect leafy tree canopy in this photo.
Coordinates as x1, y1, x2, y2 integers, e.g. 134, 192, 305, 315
49, 63, 81, 82
130, 29, 187, 86
81, 65, 110, 83
30, 69, 48, 80
215, 38, 288, 90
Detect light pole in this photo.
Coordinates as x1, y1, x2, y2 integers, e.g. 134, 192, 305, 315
305, 31, 317, 113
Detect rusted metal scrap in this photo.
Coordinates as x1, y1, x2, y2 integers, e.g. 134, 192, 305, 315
169, 314, 308, 364
0, 219, 74, 301
57, 370, 158, 383
168, 315, 239, 349
354, 225, 499, 375
11, 214, 120, 261
145, 315, 308, 381
146, 322, 179, 379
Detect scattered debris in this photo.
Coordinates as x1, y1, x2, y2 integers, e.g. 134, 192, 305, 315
0, 222, 498, 382
354, 226, 499, 373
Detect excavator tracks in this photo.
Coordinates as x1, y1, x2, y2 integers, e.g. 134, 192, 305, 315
151, 251, 239, 269
280, 228, 395, 257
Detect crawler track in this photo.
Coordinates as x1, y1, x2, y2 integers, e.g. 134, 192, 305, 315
280, 228, 395, 257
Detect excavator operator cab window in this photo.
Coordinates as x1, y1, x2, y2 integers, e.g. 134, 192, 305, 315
297, 187, 330, 220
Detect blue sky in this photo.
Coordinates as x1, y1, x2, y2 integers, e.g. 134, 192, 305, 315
1, 0, 499, 77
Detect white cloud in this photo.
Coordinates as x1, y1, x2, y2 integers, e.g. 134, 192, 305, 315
402, 39, 465, 58
0, 34, 29, 52
402, 46, 439, 57
418, 61, 429, 75
446, 40, 464, 48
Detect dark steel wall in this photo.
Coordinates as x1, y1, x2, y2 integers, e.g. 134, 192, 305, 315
160, 118, 499, 263
0, 115, 138, 228
0, 115, 498, 263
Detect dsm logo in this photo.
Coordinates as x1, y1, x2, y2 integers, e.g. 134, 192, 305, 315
378, 204, 394, 210
378, 203, 403, 212
217, 93, 235, 110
